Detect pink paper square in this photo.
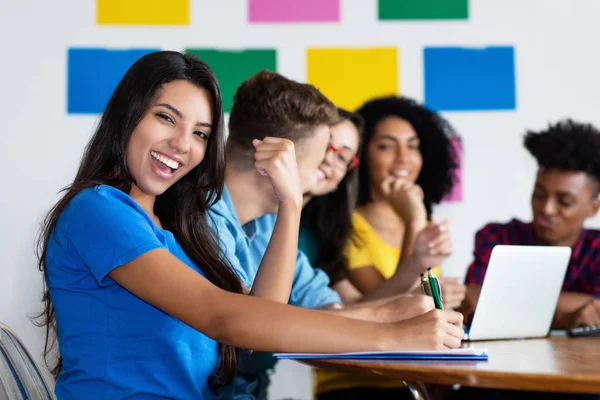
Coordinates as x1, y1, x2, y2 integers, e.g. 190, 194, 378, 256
443, 137, 463, 202
249, 0, 340, 22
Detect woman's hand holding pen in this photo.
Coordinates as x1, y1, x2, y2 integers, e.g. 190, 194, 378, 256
385, 309, 465, 350
365, 294, 465, 349
253, 137, 303, 211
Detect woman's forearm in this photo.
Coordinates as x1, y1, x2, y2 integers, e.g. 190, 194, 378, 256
111, 249, 396, 353
360, 254, 422, 301
399, 222, 423, 263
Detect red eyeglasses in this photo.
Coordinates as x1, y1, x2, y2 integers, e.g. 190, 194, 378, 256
328, 143, 360, 171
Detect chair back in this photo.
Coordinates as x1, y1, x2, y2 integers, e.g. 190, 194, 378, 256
0, 322, 55, 400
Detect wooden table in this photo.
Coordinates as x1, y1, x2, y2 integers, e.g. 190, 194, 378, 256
302, 337, 600, 399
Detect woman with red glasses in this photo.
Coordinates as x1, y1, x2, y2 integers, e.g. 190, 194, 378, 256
300, 108, 410, 399
300, 108, 363, 297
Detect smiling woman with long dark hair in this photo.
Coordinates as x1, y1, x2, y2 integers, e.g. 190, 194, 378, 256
35, 51, 465, 400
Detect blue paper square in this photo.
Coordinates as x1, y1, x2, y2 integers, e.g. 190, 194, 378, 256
68, 48, 159, 114
424, 46, 516, 111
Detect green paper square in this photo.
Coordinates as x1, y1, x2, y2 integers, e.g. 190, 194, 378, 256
186, 49, 277, 112
379, 0, 468, 20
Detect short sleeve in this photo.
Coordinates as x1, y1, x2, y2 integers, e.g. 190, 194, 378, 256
63, 187, 164, 286
289, 251, 342, 309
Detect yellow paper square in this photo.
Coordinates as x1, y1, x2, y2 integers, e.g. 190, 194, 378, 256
307, 47, 399, 111
97, 0, 189, 25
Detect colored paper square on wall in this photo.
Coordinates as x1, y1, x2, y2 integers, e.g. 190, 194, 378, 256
249, 0, 339, 22
424, 46, 516, 111
307, 48, 398, 111
97, 0, 189, 25
68, 48, 158, 114
186, 49, 276, 113
443, 138, 463, 202
379, 0, 468, 20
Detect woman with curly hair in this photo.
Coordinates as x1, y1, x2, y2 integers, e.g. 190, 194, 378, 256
313, 96, 467, 400
348, 96, 466, 300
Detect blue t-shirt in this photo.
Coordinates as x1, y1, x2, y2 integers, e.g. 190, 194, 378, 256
46, 185, 219, 400
208, 185, 341, 308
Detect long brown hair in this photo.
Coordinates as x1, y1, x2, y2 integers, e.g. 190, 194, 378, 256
35, 51, 243, 391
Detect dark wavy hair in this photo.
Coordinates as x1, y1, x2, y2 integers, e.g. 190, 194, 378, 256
35, 51, 243, 391
302, 109, 364, 285
524, 119, 600, 193
356, 96, 460, 217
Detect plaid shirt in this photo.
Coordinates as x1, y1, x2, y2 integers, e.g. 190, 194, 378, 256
465, 219, 600, 297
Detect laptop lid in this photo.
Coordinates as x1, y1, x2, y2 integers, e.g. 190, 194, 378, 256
467, 245, 571, 341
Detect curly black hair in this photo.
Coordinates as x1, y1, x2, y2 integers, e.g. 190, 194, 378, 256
356, 96, 460, 218
302, 108, 363, 286
524, 119, 600, 192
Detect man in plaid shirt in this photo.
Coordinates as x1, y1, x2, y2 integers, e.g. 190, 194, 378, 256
461, 120, 600, 329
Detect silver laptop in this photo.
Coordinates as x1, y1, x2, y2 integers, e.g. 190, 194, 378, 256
466, 245, 571, 341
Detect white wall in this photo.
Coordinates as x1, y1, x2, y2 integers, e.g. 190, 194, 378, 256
2, 1, 600, 399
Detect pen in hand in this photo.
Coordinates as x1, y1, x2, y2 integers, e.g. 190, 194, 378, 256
420, 273, 433, 296
427, 268, 444, 310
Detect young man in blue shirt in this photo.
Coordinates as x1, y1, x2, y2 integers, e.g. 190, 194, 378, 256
208, 71, 464, 399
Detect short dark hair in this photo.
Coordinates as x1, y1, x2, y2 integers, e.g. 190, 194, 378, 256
356, 96, 460, 217
227, 70, 338, 165
524, 119, 600, 191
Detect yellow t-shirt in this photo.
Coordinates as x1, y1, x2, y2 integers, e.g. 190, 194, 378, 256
314, 211, 440, 395
347, 212, 403, 277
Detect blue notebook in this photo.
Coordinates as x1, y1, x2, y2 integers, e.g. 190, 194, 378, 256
274, 348, 488, 361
